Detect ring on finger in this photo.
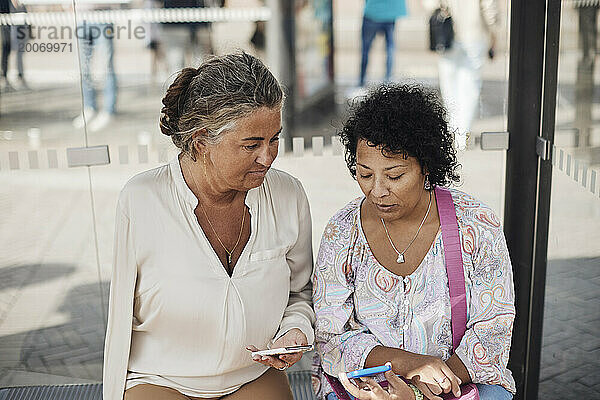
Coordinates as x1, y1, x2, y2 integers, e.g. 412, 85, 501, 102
435, 377, 448, 385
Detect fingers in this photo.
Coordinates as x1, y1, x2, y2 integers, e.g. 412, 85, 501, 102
383, 361, 411, 397
413, 377, 442, 400
384, 369, 415, 399
279, 352, 302, 366
338, 372, 369, 399
450, 378, 461, 398
246, 343, 305, 370
253, 354, 284, 368
426, 382, 443, 396
260, 355, 288, 369
439, 363, 462, 397
273, 328, 308, 348
359, 377, 388, 398
384, 368, 409, 390
435, 375, 452, 394
246, 346, 289, 369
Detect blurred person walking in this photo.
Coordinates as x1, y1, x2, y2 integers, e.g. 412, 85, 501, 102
0, 0, 28, 91
72, 9, 119, 132
161, 0, 222, 77
0, 0, 10, 91
425, 0, 498, 150
359, 0, 407, 87
144, 0, 169, 85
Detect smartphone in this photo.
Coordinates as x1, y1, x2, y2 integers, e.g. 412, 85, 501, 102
346, 364, 392, 379
250, 344, 313, 358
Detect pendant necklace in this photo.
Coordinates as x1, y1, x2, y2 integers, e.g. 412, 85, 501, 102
381, 190, 432, 264
185, 162, 245, 268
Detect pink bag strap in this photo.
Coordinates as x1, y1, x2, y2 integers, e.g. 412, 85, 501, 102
434, 186, 467, 351
324, 372, 353, 400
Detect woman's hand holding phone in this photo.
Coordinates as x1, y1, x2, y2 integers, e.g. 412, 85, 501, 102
246, 328, 308, 370
338, 362, 417, 400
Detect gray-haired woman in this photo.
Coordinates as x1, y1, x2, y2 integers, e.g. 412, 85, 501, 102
103, 52, 315, 400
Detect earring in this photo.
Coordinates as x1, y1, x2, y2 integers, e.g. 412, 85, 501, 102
424, 175, 432, 190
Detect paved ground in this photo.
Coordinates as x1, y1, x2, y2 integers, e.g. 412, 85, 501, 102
538, 258, 600, 398
0, 1, 599, 398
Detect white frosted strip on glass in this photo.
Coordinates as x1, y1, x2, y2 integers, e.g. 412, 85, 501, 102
28, 151, 39, 169
8, 152, 19, 170
312, 136, 324, 156
278, 138, 285, 155
158, 146, 169, 163
331, 135, 342, 155
138, 145, 149, 164
293, 137, 304, 157
119, 145, 129, 165
558, 149, 564, 171
47, 149, 59, 169
0, 7, 271, 25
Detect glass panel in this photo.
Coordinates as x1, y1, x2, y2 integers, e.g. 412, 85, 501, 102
539, 3, 600, 399
80, 0, 271, 383
333, 0, 510, 217
0, 2, 102, 386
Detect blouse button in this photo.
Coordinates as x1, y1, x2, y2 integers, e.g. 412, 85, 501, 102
403, 299, 409, 306
402, 324, 409, 330
403, 277, 410, 284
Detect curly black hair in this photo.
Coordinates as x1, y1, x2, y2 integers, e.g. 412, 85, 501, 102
339, 84, 460, 187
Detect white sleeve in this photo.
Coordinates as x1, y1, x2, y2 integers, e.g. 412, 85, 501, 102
275, 180, 315, 344
103, 205, 137, 400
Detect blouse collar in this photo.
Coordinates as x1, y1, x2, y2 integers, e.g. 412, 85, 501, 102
169, 153, 258, 210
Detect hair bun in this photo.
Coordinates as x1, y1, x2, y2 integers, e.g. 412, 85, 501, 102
159, 111, 177, 137
159, 67, 200, 137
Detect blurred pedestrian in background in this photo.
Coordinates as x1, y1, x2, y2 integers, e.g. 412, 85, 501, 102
72, 4, 119, 132
161, 0, 222, 77
144, 0, 169, 85
0, 0, 11, 92
0, 0, 28, 91
359, 0, 407, 88
250, 0, 265, 59
425, 0, 499, 150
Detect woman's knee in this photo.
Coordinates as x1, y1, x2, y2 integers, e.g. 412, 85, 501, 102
475, 384, 513, 400
124, 383, 190, 400
225, 368, 293, 400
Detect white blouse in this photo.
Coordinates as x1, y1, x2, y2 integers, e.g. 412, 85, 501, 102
103, 155, 315, 399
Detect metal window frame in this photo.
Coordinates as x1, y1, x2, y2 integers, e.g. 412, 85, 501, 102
504, 0, 562, 399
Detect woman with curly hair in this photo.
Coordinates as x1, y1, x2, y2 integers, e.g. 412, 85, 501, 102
312, 84, 515, 400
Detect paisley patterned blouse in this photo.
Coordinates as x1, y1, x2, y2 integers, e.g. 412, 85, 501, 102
312, 189, 516, 398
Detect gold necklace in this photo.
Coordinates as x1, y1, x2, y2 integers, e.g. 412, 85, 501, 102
381, 190, 432, 264
184, 161, 246, 267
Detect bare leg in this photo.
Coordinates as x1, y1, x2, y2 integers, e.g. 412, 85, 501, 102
222, 368, 293, 400
124, 383, 219, 400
